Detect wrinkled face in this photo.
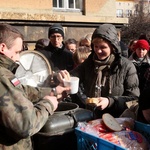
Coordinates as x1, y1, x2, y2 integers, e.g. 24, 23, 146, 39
135, 48, 148, 58
0, 37, 23, 62
93, 40, 112, 60
66, 43, 76, 53
50, 33, 63, 48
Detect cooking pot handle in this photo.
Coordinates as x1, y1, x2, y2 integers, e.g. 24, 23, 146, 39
67, 108, 94, 127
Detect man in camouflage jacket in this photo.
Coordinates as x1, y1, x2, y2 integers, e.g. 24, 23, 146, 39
0, 24, 69, 150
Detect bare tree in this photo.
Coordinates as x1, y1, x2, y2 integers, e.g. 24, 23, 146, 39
121, 0, 150, 44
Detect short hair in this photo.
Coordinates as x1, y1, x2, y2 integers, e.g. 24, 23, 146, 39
73, 46, 91, 65
79, 33, 92, 47
91, 37, 114, 52
0, 23, 23, 49
129, 39, 137, 47
65, 38, 77, 46
35, 38, 49, 50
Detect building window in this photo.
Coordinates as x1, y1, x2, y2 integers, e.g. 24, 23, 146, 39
53, 0, 82, 12
116, 9, 123, 18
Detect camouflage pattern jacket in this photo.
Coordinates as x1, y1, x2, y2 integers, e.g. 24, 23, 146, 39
0, 54, 55, 150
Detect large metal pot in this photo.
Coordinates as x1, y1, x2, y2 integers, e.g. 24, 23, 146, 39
38, 102, 79, 136
54, 102, 79, 115
33, 102, 93, 150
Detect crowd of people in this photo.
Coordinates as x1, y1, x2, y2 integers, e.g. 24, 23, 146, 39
31, 23, 150, 123
0, 22, 150, 149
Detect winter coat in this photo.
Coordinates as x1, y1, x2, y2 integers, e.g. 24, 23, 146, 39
0, 54, 55, 150
70, 24, 140, 118
129, 52, 150, 92
120, 41, 128, 58
36, 42, 74, 72
70, 53, 139, 118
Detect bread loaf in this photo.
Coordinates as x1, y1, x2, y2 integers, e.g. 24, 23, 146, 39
86, 98, 99, 105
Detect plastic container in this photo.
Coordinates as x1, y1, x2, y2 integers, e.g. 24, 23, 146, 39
75, 121, 150, 150
75, 128, 125, 150
134, 121, 150, 143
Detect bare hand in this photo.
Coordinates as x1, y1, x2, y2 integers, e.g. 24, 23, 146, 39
55, 85, 70, 99
43, 95, 58, 111
57, 70, 71, 83
96, 97, 109, 110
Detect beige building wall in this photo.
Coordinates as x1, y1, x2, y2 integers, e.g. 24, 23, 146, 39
0, 0, 127, 23
0, 0, 52, 9
0, 0, 129, 49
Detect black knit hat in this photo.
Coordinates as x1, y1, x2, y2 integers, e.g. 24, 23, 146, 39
48, 23, 64, 38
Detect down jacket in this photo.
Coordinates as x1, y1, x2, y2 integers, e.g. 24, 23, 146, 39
70, 24, 140, 118
70, 53, 139, 117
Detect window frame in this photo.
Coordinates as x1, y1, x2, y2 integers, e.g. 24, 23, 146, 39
116, 9, 123, 18
126, 9, 132, 17
53, 0, 82, 12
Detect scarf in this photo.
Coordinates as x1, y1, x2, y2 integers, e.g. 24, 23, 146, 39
93, 53, 115, 97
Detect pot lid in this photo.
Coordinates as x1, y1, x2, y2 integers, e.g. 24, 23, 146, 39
15, 50, 52, 87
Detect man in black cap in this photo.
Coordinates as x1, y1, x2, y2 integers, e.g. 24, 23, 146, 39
37, 23, 74, 72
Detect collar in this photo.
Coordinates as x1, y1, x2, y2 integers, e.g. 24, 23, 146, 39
46, 42, 65, 53
0, 53, 19, 73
